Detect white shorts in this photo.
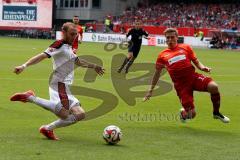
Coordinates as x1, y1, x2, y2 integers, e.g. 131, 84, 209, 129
49, 82, 80, 110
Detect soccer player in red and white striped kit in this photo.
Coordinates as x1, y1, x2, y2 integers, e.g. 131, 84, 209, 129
10, 22, 105, 140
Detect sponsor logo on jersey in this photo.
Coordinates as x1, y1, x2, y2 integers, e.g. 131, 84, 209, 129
179, 49, 185, 54
168, 55, 186, 65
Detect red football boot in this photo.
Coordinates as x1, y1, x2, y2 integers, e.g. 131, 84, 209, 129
10, 90, 35, 103
39, 126, 59, 140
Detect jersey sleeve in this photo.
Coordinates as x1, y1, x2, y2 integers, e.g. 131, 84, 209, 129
79, 28, 83, 37
155, 54, 165, 70
78, 25, 83, 36
44, 40, 63, 58
186, 45, 197, 62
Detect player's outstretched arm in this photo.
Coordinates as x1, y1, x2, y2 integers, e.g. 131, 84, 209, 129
143, 68, 162, 102
193, 59, 211, 73
143, 35, 150, 40
143, 30, 150, 39
14, 53, 48, 74
75, 57, 105, 76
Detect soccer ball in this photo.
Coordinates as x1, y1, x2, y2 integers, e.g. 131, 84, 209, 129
103, 125, 122, 145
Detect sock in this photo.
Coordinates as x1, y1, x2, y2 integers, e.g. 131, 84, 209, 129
28, 96, 62, 114
211, 93, 220, 114
118, 57, 129, 71
46, 114, 77, 130
182, 102, 195, 119
125, 59, 134, 72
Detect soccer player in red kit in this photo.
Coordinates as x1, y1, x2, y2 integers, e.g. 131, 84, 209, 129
144, 28, 230, 123
72, 16, 83, 54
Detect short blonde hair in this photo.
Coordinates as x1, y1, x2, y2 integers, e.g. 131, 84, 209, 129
62, 22, 76, 32
164, 28, 178, 36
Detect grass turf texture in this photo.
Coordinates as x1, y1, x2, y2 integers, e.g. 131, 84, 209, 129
0, 37, 239, 160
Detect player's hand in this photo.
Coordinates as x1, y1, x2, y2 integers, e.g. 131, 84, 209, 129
14, 65, 25, 74
94, 65, 105, 76
143, 90, 153, 102
201, 66, 211, 73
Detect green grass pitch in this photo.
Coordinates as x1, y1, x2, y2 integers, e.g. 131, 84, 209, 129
0, 37, 239, 160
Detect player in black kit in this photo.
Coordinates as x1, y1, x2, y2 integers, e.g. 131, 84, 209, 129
118, 21, 150, 73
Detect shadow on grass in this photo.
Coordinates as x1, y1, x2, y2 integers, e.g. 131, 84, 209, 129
44, 135, 129, 149
101, 143, 128, 148
34, 125, 239, 149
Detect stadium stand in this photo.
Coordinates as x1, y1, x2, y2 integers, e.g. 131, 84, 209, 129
112, 3, 239, 30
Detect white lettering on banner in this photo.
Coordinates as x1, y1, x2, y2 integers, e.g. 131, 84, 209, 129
4, 14, 35, 21
0, 1, 52, 28
168, 55, 186, 65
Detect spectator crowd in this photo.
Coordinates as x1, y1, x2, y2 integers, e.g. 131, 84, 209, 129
111, 2, 239, 30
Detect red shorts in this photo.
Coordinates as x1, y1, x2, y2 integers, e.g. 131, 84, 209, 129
174, 72, 212, 109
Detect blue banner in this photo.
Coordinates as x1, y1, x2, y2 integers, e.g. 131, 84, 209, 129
2, 6, 37, 21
